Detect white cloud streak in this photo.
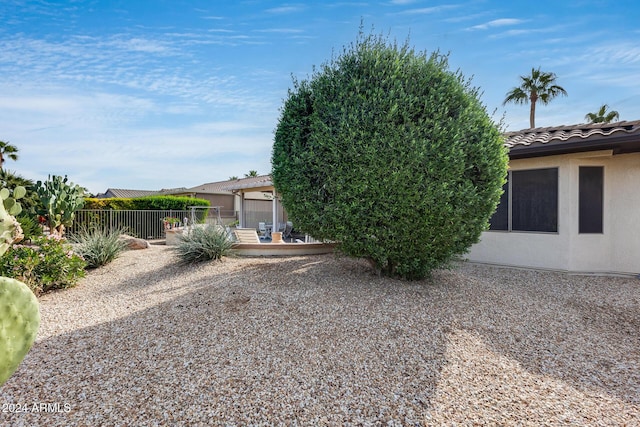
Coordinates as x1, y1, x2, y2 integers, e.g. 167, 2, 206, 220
396, 4, 460, 15
469, 18, 525, 31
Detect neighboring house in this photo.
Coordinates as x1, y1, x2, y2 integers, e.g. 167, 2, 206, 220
95, 188, 164, 198
174, 176, 275, 223
95, 188, 188, 198
171, 181, 237, 220
96, 177, 275, 225
467, 120, 640, 276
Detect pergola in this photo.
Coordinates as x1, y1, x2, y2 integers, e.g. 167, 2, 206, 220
222, 175, 283, 230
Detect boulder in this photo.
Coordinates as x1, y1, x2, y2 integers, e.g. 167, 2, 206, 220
119, 234, 150, 250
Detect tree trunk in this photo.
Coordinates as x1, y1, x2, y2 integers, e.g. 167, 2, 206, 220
529, 93, 537, 128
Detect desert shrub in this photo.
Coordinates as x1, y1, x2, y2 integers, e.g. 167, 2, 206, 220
16, 214, 43, 241
272, 31, 508, 280
0, 235, 86, 295
71, 226, 128, 268
173, 225, 233, 263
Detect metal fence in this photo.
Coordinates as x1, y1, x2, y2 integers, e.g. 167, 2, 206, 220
68, 207, 225, 239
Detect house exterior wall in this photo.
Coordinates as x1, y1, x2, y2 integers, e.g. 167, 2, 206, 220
193, 193, 236, 218
467, 151, 640, 275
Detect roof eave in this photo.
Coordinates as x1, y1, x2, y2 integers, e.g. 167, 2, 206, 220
508, 134, 640, 159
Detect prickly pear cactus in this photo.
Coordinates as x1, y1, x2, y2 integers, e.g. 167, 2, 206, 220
0, 277, 40, 385
33, 175, 85, 236
0, 185, 39, 386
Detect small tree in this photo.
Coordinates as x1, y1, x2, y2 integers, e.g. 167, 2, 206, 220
244, 170, 259, 177
33, 175, 85, 236
272, 32, 508, 279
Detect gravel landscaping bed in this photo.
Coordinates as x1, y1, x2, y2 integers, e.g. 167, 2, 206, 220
1, 245, 638, 426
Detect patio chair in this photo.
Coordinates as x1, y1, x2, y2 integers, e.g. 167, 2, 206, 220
233, 228, 261, 244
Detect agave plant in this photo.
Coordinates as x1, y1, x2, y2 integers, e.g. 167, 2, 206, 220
173, 224, 233, 263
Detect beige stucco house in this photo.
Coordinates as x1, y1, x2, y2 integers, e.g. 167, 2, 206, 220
467, 120, 640, 276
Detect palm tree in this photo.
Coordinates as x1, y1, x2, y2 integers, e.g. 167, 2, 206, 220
503, 67, 568, 128
244, 170, 258, 177
0, 140, 19, 170
585, 104, 620, 124
228, 176, 239, 180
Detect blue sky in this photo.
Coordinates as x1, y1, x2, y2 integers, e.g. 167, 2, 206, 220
2, 0, 639, 194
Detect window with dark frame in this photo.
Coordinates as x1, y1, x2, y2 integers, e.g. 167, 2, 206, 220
579, 166, 604, 234
489, 181, 509, 230
488, 168, 559, 233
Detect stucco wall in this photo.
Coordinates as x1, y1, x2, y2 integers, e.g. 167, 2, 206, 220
467, 151, 640, 275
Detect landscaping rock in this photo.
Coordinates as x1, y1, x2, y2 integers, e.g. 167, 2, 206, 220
119, 234, 150, 250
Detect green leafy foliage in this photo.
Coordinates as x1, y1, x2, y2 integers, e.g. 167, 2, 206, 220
70, 226, 128, 269
16, 214, 43, 241
83, 195, 210, 210
133, 195, 210, 210
83, 198, 136, 210
173, 225, 233, 263
32, 175, 85, 236
272, 32, 508, 280
0, 235, 86, 295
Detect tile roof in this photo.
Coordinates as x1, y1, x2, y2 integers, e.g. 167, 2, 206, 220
96, 188, 188, 198
222, 175, 273, 191
504, 120, 640, 148
98, 189, 162, 198
187, 175, 273, 194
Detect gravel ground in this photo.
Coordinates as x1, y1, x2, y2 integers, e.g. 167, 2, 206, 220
1, 245, 639, 426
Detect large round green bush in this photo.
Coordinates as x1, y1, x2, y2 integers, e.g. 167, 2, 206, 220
272, 33, 508, 280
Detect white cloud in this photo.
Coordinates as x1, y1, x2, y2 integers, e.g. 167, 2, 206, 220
488, 26, 560, 40
590, 42, 640, 65
265, 5, 305, 14
396, 4, 460, 15
469, 18, 525, 31
105, 37, 173, 53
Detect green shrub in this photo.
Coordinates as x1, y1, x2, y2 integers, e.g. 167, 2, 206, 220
83, 198, 136, 210
173, 225, 233, 263
133, 195, 210, 210
70, 227, 128, 269
83, 196, 210, 211
16, 214, 43, 241
0, 235, 86, 295
272, 31, 508, 280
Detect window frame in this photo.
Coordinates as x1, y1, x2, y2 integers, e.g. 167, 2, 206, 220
488, 167, 559, 234
578, 166, 604, 234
